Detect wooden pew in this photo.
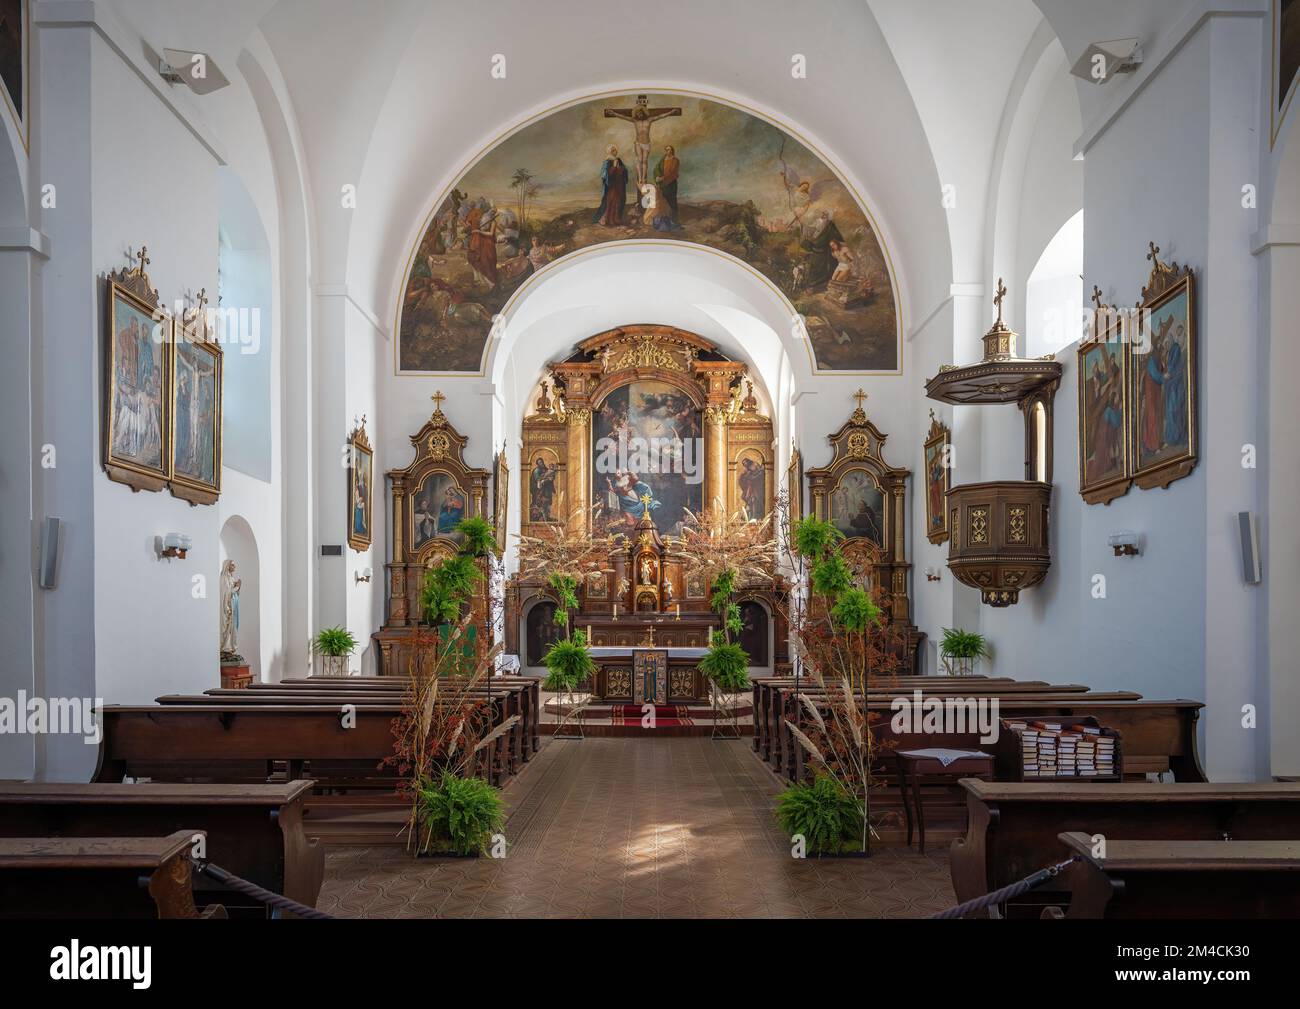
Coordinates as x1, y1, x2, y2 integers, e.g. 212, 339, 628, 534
0, 782, 323, 916
1047, 831, 1300, 918
751, 677, 1092, 762
195, 684, 530, 772
0, 830, 225, 919
244, 676, 540, 761
950, 780, 1300, 916
757, 682, 1202, 785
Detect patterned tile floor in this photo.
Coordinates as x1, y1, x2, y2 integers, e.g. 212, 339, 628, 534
319, 737, 956, 918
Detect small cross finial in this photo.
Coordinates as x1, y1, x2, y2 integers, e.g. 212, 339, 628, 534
929, 407, 936, 423
1091, 285, 1104, 310
993, 277, 1007, 323
852, 388, 867, 411
196, 287, 208, 313
431, 390, 446, 413
133, 246, 150, 275
1147, 242, 1160, 262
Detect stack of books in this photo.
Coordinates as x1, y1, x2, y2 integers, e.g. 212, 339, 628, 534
1001, 718, 1119, 779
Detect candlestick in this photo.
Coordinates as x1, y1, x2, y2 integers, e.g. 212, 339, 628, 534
612, 603, 618, 620
587, 624, 593, 644
675, 603, 681, 620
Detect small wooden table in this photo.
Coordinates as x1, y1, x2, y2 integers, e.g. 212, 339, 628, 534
895, 749, 994, 854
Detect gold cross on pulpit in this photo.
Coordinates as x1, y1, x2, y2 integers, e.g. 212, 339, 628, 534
993, 277, 1007, 325
431, 390, 446, 414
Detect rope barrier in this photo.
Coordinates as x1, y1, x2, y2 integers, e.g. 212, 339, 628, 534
193, 860, 334, 920
930, 854, 1082, 919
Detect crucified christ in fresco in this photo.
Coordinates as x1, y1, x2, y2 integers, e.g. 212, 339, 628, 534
604, 95, 682, 186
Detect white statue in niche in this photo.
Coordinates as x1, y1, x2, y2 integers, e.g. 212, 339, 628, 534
220, 560, 242, 658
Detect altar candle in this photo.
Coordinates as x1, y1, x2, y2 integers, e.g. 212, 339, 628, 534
613, 603, 618, 620
587, 624, 593, 644
675, 604, 681, 619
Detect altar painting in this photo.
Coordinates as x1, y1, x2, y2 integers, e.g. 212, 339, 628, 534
412, 471, 467, 550
591, 379, 702, 537
829, 469, 885, 544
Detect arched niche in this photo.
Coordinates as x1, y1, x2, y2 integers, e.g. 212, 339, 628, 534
219, 515, 261, 681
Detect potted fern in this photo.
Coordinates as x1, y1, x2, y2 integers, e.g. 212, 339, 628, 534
416, 770, 506, 856
775, 774, 867, 856
314, 626, 358, 677
939, 627, 989, 677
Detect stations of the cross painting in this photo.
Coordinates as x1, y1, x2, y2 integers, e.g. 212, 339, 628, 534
604, 95, 683, 187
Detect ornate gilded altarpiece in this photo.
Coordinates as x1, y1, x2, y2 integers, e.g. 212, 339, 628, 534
806, 390, 922, 669
506, 325, 790, 685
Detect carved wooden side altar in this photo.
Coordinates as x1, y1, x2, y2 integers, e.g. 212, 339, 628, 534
806, 390, 924, 672
373, 393, 491, 674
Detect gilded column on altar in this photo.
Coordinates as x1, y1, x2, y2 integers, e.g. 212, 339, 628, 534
703, 405, 729, 512
566, 407, 592, 537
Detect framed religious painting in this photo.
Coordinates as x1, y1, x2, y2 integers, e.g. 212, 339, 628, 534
411, 470, 468, 552
827, 468, 887, 546
170, 303, 223, 506
348, 417, 373, 551
734, 449, 768, 521
922, 411, 950, 543
785, 446, 803, 522
1273, 0, 1300, 145
104, 256, 172, 493
1077, 289, 1131, 505
0, 0, 28, 150
493, 444, 509, 556
1129, 246, 1197, 490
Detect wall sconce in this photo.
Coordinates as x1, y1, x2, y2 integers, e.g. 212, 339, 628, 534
1108, 531, 1140, 557
924, 566, 942, 582
354, 567, 372, 584
158, 533, 192, 560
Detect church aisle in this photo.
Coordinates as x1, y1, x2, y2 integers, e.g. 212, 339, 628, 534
318, 738, 954, 918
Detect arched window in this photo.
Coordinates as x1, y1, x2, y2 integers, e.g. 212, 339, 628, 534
1025, 210, 1083, 358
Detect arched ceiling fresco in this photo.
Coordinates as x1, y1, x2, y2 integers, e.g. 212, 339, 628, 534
396, 91, 900, 374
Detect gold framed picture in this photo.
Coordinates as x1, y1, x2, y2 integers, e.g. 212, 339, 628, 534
1078, 292, 1131, 505
104, 274, 172, 493
785, 446, 803, 522
169, 307, 223, 506
493, 444, 509, 556
922, 411, 950, 543
1130, 251, 1197, 490
348, 417, 373, 551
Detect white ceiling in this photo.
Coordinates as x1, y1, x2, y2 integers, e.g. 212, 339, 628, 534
98, 0, 1195, 334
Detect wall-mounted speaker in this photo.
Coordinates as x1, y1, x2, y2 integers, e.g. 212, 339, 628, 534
38, 517, 62, 589
1238, 511, 1261, 585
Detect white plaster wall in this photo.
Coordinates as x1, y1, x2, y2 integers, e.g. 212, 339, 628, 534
89, 34, 221, 715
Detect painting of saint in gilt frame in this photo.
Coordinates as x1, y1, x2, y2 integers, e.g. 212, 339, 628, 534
170, 321, 223, 505
1078, 303, 1130, 506
736, 451, 767, 521
105, 280, 172, 492
828, 468, 885, 546
1130, 267, 1197, 490
411, 471, 467, 552
348, 418, 373, 551
922, 412, 950, 544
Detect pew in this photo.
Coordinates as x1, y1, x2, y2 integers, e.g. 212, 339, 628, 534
949, 780, 1300, 917
1047, 831, 1300, 918
0, 782, 324, 916
191, 684, 530, 770
0, 830, 225, 919
755, 680, 1203, 784
242, 676, 540, 759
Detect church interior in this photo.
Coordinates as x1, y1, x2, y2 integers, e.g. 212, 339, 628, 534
2, 0, 1300, 949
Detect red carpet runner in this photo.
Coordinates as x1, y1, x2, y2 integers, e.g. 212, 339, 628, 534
608, 704, 694, 727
